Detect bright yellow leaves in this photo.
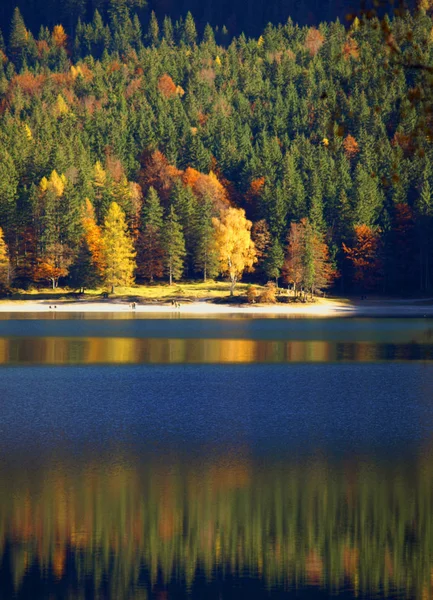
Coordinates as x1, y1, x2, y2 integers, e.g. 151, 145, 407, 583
212, 207, 256, 295
40, 170, 66, 197
54, 94, 69, 116
23, 123, 32, 141
52, 25, 67, 48
81, 199, 105, 275
93, 161, 107, 189
0, 227, 10, 288
102, 202, 136, 293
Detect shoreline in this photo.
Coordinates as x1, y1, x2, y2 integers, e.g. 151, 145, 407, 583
0, 298, 432, 317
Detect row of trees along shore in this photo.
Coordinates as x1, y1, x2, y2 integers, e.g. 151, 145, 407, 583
1, 5, 433, 295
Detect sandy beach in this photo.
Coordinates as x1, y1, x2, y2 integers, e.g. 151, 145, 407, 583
0, 297, 432, 317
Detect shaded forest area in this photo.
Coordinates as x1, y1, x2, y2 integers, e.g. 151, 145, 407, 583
0, 0, 377, 39
0, 3, 432, 295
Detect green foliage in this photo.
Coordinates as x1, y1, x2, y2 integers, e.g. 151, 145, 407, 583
162, 205, 186, 284
0, 7, 432, 292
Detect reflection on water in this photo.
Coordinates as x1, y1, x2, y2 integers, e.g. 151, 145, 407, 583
0, 318, 433, 599
0, 453, 432, 599
1, 337, 433, 364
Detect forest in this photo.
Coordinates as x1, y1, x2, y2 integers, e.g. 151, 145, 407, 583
0, 3, 432, 296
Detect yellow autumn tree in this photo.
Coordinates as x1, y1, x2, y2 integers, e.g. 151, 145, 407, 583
102, 202, 136, 293
81, 199, 105, 274
212, 207, 256, 296
0, 227, 10, 289
52, 25, 67, 48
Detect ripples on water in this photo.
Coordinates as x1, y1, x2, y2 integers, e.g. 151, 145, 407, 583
0, 316, 432, 599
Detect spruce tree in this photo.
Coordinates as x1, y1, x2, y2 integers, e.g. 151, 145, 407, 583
183, 12, 197, 46
9, 7, 28, 67
193, 197, 219, 282
264, 238, 285, 286
162, 206, 186, 285
138, 187, 164, 281
147, 11, 159, 46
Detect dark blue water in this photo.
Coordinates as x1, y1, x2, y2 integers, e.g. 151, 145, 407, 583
0, 317, 432, 599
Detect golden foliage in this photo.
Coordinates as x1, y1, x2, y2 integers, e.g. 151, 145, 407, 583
343, 37, 359, 60
0, 227, 9, 287
23, 123, 32, 141
54, 94, 69, 116
40, 170, 66, 197
102, 202, 136, 291
52, 25, 67, 48
212, 207, 256, 293
81, 199, 105, 274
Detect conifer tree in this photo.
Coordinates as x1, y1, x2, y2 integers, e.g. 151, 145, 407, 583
9, 7, 28, 66
193, 196, 219, 282
102, 201, 136, 293
264, 238, 285, 286
138, 187, 164, 281
183, 12, 197, 45
162, 206, 186, 285
147, 11, 159, 46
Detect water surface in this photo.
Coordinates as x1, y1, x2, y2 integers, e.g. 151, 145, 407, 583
0, 316, 432, 599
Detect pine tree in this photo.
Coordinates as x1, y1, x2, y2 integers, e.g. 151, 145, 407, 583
193, 197, 219, 282
138, 187, 164, 281
162, 206, 186, 285
264, 238, 285, 286
162, 16, 174, 44
183, 12, 197, 46
9, 7, 28, 66
102, 202, 136, 293
147, 11, 159, 46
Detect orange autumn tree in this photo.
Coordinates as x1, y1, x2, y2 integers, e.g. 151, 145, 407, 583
34, 171, 73, 289
212, 208, 256, 295
342, 224, 382, 290
69, 199, 106, 291
283, 218, 336, 295
305, 28, 325, 56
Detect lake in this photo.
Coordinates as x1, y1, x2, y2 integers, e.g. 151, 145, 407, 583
0, 315, 432, 599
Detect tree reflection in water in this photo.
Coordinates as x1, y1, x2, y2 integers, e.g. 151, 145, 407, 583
0, 452, 431, 598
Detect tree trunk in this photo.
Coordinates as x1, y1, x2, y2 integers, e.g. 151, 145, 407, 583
111, 285, 115, 294
203, 264, 207, 283
169, 266, 173, 286
230, 277, 236, 296
51, 278, 55, 290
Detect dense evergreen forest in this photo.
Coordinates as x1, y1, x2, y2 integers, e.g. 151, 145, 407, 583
0, 3, 432, 295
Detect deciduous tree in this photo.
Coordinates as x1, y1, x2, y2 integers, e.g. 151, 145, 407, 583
102, 202, 136, 293
212, 207, 256, 295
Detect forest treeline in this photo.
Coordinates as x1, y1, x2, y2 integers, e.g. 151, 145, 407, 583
0, 5, 432, 294
0, 0, 378, 40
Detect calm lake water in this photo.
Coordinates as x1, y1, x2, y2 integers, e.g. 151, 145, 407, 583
0, 315, 433, 599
